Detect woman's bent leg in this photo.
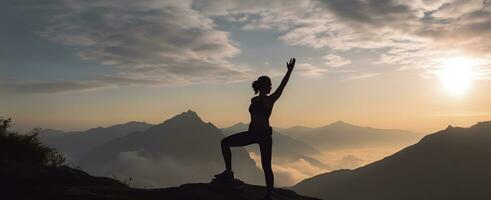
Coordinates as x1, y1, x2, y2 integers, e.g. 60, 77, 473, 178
221, 131, 256, 172
259, 136, 273, 196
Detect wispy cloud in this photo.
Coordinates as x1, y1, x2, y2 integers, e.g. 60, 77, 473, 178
344, 72, 380, 80
198, 0, 491, 78
323, 54, 351, 67
3, 0, 491, 93
296, 63, 329, 77
2, 80, 112, 94
36, 0, 252, 87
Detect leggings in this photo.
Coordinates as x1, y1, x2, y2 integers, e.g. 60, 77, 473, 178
221, 128, 273, 195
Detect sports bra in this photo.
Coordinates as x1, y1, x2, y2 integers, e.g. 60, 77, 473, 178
249, 97, 271, 117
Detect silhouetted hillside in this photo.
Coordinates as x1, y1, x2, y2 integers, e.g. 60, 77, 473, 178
280, 121, 420, 149
0, 158, 318, 200
291, 121, 491, 200
79, 110, 262, 187
0, 118, 66, 167
39, 121, 152, 159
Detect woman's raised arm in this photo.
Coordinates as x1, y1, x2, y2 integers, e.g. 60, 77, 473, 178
270, 57, 295, 102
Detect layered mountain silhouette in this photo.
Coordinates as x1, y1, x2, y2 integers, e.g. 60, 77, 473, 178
291, 121, 491, 200
279, 120, 420, 150
78, 110, 263, 187
37, 111, 422, 188
1, 158, 318, 200
39, 121, 152, 159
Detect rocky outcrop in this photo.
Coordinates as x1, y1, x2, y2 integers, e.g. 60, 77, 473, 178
1, 159, 319, 200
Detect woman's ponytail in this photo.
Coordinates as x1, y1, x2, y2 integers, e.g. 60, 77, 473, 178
252, 76, 271, 94
252, 80, 260, 94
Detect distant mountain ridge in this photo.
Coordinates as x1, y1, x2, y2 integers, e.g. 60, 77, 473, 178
39, 121, 152, 159
79, 110, 263, 187
279, 120, 420, 150
291, 121, 491, 200
38, 113, 419, 187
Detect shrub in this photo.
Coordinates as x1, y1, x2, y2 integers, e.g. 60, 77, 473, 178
0, 118, 66, 167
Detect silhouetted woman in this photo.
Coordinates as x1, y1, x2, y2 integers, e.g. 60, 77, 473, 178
215, 58, 296, 198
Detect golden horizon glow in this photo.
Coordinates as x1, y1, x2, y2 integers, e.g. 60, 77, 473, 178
438, 57, 478, 95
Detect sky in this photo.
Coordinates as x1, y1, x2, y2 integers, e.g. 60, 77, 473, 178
1, 0, 491, 133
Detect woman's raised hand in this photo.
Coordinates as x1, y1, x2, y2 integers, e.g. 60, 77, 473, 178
287, 57, 296, 71
271, 57, 295, 101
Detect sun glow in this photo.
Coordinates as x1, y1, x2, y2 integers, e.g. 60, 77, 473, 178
438, 57, 478, 95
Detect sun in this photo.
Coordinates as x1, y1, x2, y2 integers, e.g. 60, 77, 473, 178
438, 57, 477, 95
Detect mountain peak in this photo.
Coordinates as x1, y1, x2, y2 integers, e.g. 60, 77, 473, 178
158, 110, 205, 127
332, 120, 347, 125
176, 110, 202, 119
179, 109, 202, 120
329, 120, 355, 128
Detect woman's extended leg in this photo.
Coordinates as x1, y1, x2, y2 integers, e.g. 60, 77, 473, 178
221, 131, 256, 172
259, 136, 274, 197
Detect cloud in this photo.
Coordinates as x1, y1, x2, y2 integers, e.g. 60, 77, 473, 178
200, 0, 491, 78
317, 147, 404, 171
421, 0, 491, 54
248, 152, 328, 186
335, 154, 364, 169
296, 63, 329, 77
344, 72, 380, 80
317, 0, 416, 25
113, 151, 196, 188
323, 54, 351, 67
2, 80, 112, 94
82, 150, 225, 188
37, 0, 251, 87
5, 0, 491, 90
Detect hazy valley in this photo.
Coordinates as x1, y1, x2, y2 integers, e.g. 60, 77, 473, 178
39, 110, 423, 187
